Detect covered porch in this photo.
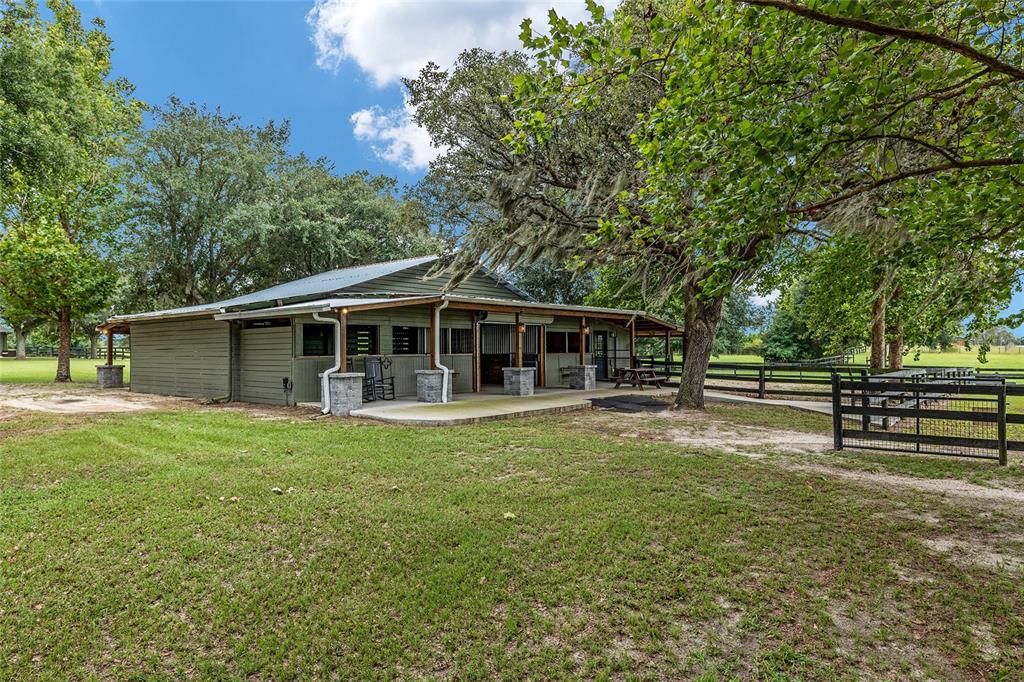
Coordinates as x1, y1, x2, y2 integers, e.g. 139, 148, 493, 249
215, 293, 683, 414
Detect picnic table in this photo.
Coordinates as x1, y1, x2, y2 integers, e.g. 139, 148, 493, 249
614, 367, 667, 390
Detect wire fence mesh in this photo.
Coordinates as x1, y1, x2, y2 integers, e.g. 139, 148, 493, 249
834, 377, 1010, 463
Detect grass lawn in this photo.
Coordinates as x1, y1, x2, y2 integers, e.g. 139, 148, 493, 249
0, 357, 131, 384
2, 402, 1023, 679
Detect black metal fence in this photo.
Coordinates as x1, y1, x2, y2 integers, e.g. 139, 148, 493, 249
831, 373, 1024, 465
7, 344, 130, 359
633, 357, 1024, 402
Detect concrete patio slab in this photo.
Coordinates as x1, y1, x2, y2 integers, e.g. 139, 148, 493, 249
350, 384, 676, 425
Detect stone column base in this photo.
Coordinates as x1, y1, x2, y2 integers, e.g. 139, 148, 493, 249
568, 365, 596, 391
416, 369, 452, 403
96, 364, 125, 389
502, 367, 535, 396
328, 372, 364, 416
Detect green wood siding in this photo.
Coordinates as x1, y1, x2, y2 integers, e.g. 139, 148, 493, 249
239, 326, 293, 405
131, 319, 230, 398
341, 262, 524, 300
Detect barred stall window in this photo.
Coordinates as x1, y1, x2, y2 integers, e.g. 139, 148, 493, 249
346, 325, 378, 356
567, 332, 581, 354
545, 331, 567, 353
392, 326, 429, 354
441, 328, 473, 354
302, 324, 334, 356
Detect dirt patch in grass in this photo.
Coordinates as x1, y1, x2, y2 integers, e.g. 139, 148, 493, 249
577, 407, 1024, 508
792, 463, 1024, 505
921, 537, 1024, 573
0, 383, 180, 416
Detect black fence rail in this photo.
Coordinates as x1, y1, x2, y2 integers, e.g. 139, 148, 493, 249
831, 375, 1024, 465
634, 358, 866, 399
633, 357, 1024, 402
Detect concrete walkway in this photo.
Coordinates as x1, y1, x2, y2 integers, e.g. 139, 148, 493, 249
351, 385, 676, 426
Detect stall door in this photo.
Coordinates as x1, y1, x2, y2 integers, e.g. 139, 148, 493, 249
238, 326, 293, 405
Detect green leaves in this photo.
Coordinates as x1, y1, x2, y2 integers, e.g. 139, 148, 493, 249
0, 0, 140, 334
119, 99, 439, 311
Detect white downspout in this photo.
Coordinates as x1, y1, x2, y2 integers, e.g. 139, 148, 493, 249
313, 311, 341, 414
434, 298, 451, 403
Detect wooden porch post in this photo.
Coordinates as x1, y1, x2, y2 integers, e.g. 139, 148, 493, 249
578, 317, 586, 365
429, 303, 438, 369
472, 314, 481, 392
105, 328, 114, 366
538, 324, 546, 387
515, 312, 523, 368
629, 319, 636, 368
339, 309, 349, 371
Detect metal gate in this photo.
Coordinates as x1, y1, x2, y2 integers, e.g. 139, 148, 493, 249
831, 372, 1023, 465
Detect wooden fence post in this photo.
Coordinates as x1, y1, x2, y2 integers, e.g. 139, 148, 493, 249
831, 373, 843, 450
997, 384, 1008, 466
757, 366, 766, 399
859, 369, 870, 431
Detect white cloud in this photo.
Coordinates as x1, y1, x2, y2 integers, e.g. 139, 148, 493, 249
308, 0, 603, 170
751, 290, 780, 307
350, 101, 445, 171
307, 0, 598, 86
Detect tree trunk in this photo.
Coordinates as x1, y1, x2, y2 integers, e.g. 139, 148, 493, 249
673, 295, 724, 409
56, 307, 72, 382
88, 332, 99, 360
15, 329, 27, 359
869, 290, 886, 369
887, 320, 904, 369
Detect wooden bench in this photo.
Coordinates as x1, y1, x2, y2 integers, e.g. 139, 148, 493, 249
614, 368, 667, 390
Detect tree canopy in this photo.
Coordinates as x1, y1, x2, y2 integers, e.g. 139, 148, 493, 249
0, 0, 142, 381
408, 0, 1023, 406
117, 99, 440, 312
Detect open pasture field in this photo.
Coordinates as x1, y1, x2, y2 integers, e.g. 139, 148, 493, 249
851, 348, 1024, 370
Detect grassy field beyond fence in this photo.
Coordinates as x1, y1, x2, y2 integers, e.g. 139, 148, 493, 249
0, 358, 131, 384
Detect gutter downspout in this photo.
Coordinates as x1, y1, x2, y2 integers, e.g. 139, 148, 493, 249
434, 298, 451, 403
313, 311, 341, 414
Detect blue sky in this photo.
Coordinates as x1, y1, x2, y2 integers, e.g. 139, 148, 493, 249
76, 0, 1022, 330
77, 0, 596, 185
79, 1, 420, 185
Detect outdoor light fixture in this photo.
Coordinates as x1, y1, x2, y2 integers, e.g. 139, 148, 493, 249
581, 325, 590, 335
516, 322, 526, 334
341, 308, 349, 315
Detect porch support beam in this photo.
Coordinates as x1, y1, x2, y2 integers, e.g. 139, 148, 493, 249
629, 317, 636, 368
472, 314, 481, 392
665, 330, 672, 361
106, 330, 114, 366
429, 303, 438, 369
578, 317, 586, 365
515, 312, 523, 368
339, 308, 349, 372
538, 324, 546, 387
